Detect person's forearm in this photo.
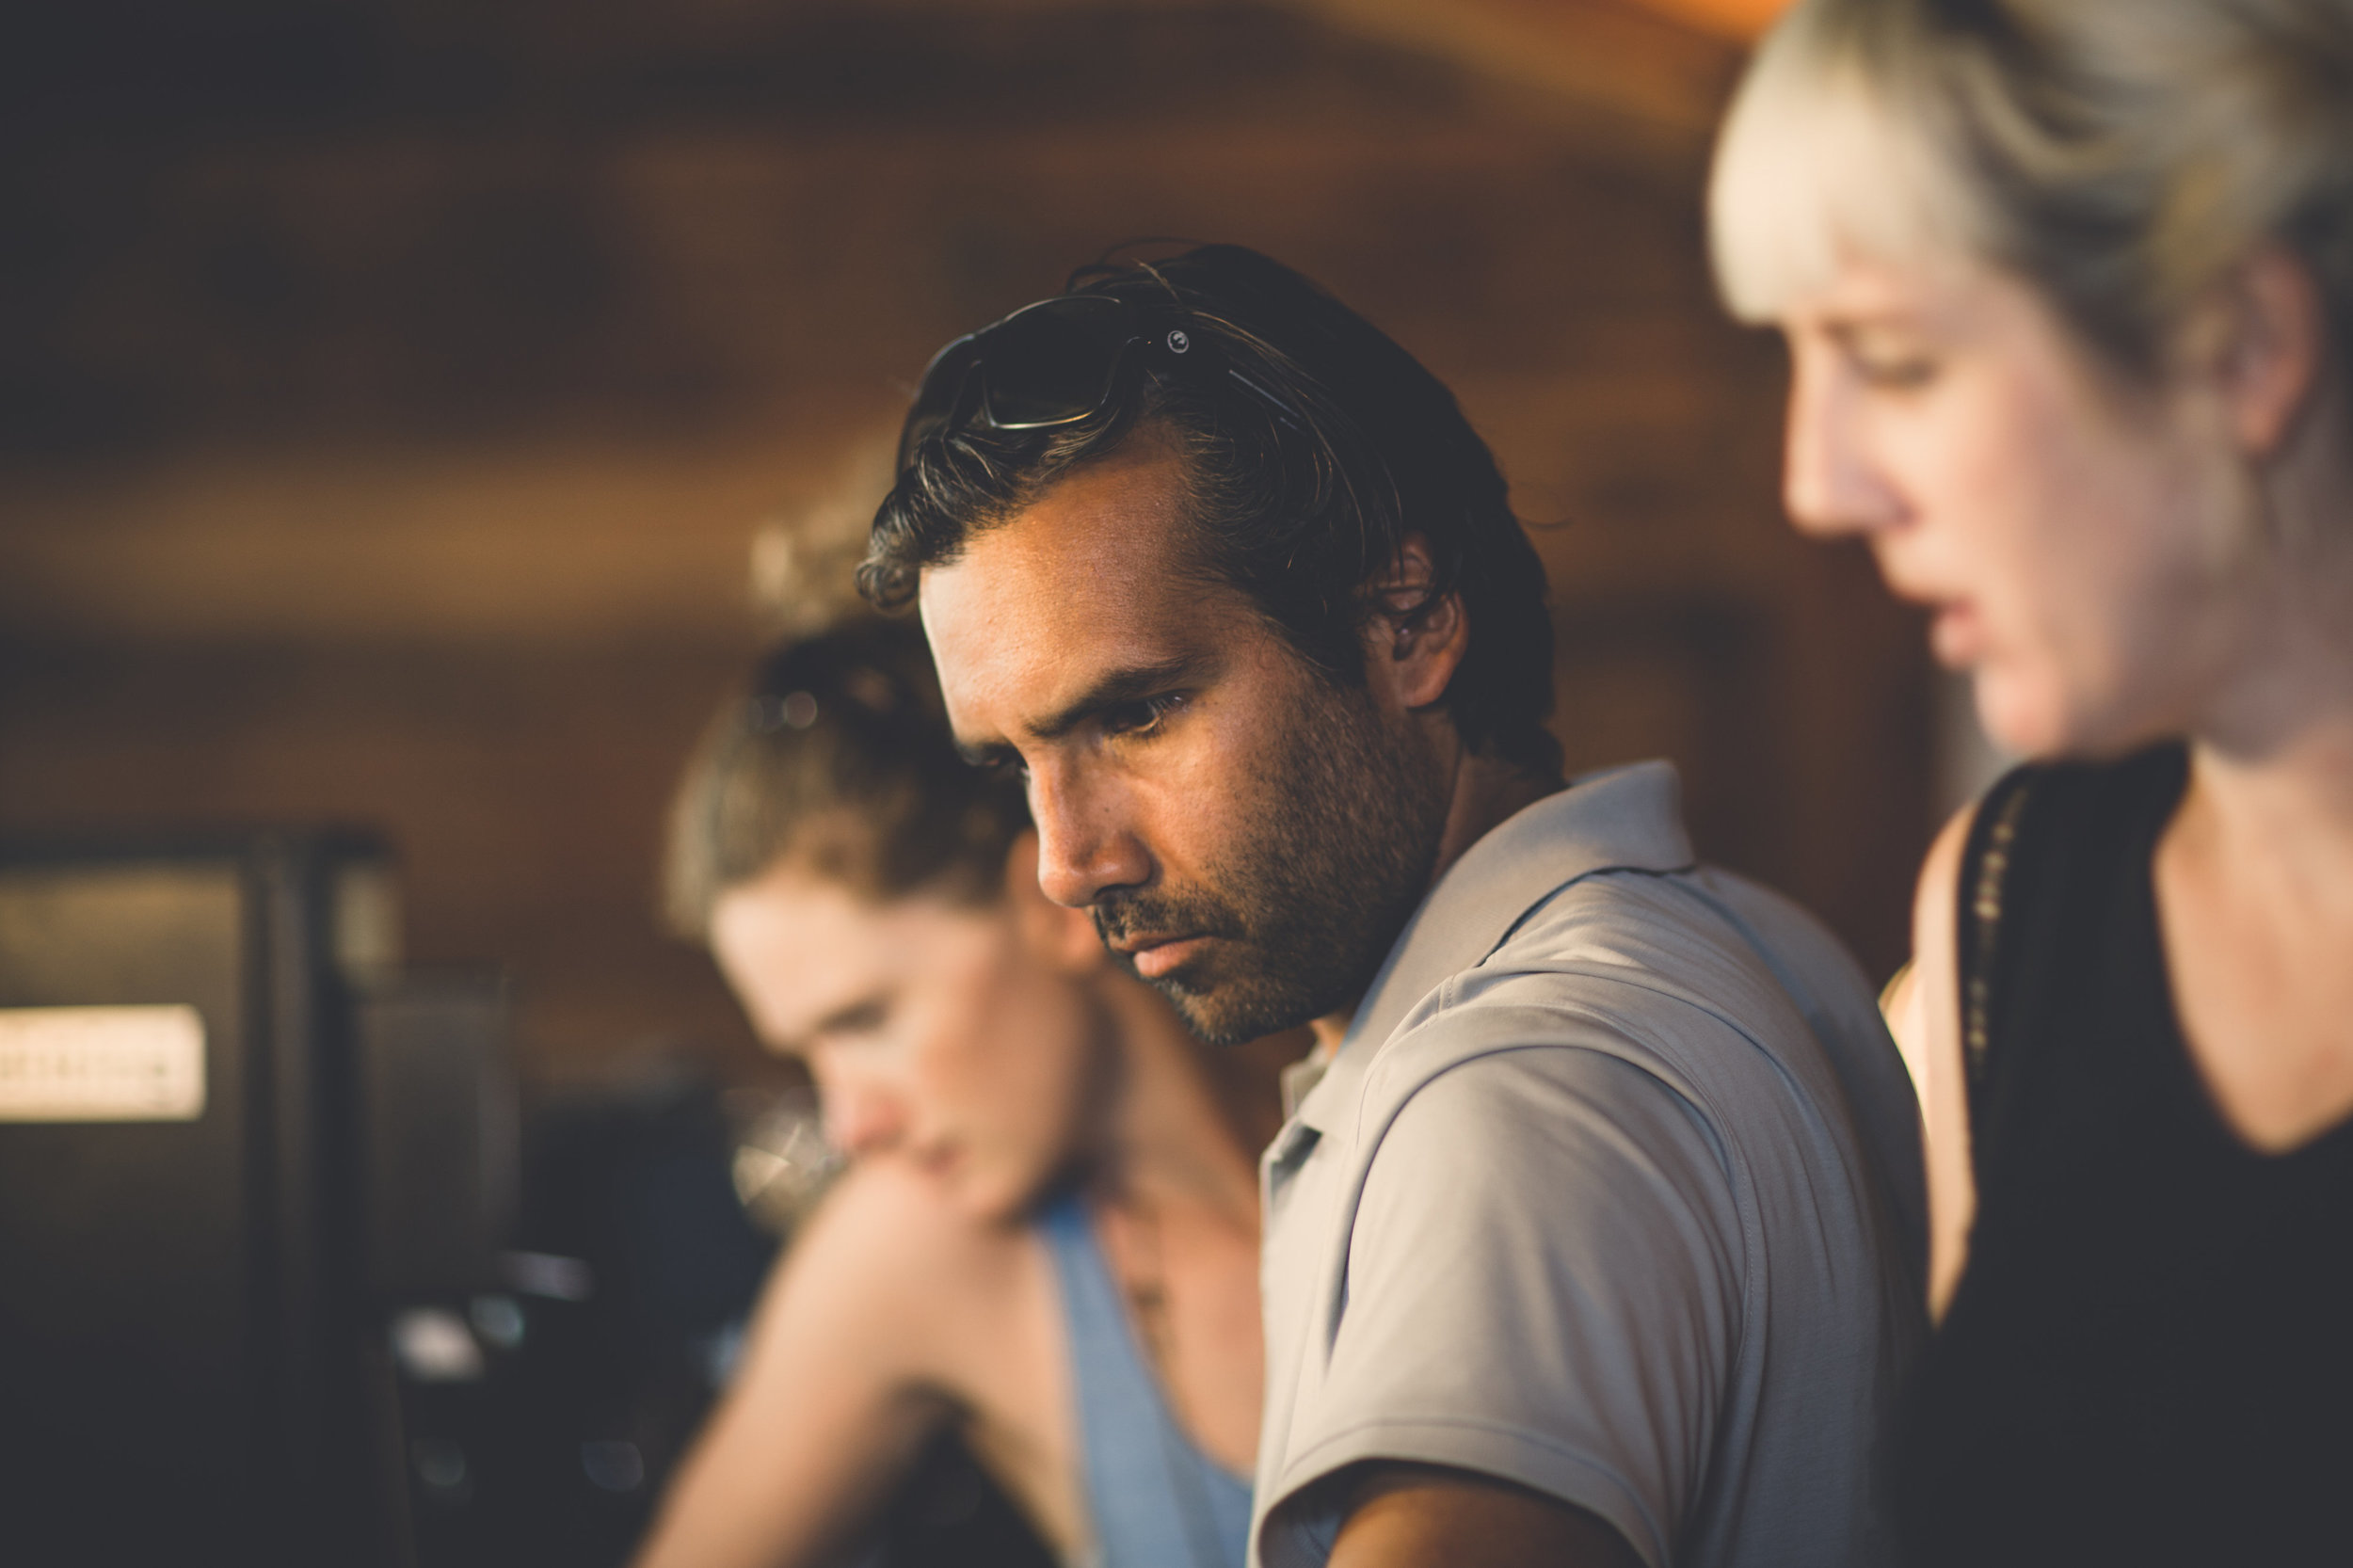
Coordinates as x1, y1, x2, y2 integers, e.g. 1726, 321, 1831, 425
632, 1430, 819, 1568
632, 1390, 932, 1568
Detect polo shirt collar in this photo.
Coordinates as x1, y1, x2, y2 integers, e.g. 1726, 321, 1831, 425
1289, 760, 1695, 1134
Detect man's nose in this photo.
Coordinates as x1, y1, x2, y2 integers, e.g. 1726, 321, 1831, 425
1781, 352, 1899, 539
1028, 764, 1150, 910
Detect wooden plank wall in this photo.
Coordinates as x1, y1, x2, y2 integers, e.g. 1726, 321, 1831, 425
0, 0, 1928, 1085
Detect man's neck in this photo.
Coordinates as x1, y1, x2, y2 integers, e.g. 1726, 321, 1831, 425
1431, 746, 1562, 891
1307, 747, 1561, 1060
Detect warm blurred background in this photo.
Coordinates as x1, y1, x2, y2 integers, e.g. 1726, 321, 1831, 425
3, 2, 1957, 1557
1, 0, 1937, 1093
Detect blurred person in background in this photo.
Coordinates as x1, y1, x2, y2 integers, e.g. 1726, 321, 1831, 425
870, 244, 1927, 1568
1711, 2, 2353, 1562
634, 616, 1285, 1568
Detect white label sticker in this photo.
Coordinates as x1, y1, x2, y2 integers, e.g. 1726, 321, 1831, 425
0, 1006, 207, 1122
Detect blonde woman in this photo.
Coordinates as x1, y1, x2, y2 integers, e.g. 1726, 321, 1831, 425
1710, 2, 2353, 1562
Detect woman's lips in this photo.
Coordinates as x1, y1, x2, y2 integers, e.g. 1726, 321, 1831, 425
1929, 599, 1986, 668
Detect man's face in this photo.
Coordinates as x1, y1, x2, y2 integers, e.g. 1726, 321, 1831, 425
919, 438, 1449, 1045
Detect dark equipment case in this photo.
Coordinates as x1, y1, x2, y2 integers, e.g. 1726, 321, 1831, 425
0, 831, 510, 1568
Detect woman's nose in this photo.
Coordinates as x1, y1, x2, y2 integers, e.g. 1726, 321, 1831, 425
1782, 349, 1899, 539
819, 1069, 904, 1159
1028, 765, 1150, 910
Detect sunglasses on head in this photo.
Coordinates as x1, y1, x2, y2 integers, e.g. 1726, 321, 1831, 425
895, 293, 1300, 473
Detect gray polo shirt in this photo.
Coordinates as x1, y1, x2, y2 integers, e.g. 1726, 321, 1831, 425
1251, 762, 1926, 1568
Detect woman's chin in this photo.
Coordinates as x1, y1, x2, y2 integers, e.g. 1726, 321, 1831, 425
1977, 662, 2185, 765
1972, 665, 2071, 761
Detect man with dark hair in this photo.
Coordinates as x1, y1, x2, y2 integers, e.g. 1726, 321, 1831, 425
865, 246, 1926, 1568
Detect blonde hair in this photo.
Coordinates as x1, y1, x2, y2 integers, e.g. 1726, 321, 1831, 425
1709, 0, 2353, 376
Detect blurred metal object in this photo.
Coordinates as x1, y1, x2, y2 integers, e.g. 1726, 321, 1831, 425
392, 1074, 779, 1566
391, 1308, 488, 1384
724, 1085, 842, 1238
359, 970, 517, 1301
503, 1247, 597, 1302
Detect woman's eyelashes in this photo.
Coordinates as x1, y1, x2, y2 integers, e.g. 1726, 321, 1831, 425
1844, 329, 1943, 392
819, 996, 891, 1045
1859, 354, 1941, 391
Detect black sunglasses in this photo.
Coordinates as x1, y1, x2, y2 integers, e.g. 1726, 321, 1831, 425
895, 294, 1297, 472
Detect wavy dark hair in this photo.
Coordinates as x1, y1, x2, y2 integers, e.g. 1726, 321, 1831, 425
859, 245, 1561, 779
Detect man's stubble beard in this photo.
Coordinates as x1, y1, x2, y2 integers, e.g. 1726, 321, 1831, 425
1092, 675, 1451, 1048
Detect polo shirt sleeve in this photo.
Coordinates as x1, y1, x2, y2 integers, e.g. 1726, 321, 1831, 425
1263, 1024, 1745, 1568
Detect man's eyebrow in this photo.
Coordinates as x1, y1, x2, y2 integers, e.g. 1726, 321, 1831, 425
1027, 653, 1210, 743
951, 652, 1213, 768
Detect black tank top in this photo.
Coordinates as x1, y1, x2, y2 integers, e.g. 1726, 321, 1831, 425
1891, 744, 2353, 1566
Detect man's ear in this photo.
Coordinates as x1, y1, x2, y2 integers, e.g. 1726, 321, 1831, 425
1363, 534, 1469, 712
2198, 244, 2329, 461
1002, 829, 1105, 973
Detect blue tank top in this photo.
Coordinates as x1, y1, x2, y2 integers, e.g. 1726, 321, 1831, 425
1035, 1190, 1253, 1568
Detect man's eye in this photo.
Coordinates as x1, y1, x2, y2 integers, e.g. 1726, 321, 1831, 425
1103, 694, 1184, 739
966, 746, 1028, 781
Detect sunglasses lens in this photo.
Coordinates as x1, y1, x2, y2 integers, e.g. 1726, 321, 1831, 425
899, 296, 1164, 472
978, 296, 1135, 428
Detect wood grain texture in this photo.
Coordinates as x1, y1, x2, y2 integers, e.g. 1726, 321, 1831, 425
0, 0, 1920, 1083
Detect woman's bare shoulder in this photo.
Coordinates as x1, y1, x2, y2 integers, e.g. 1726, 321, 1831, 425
777, 1161, 1040, 1346
632, 1164, 1042, 1568
1911, 806, 1975, 991
1911, 801, 1981, 1321
1922, 804, 1974, 910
